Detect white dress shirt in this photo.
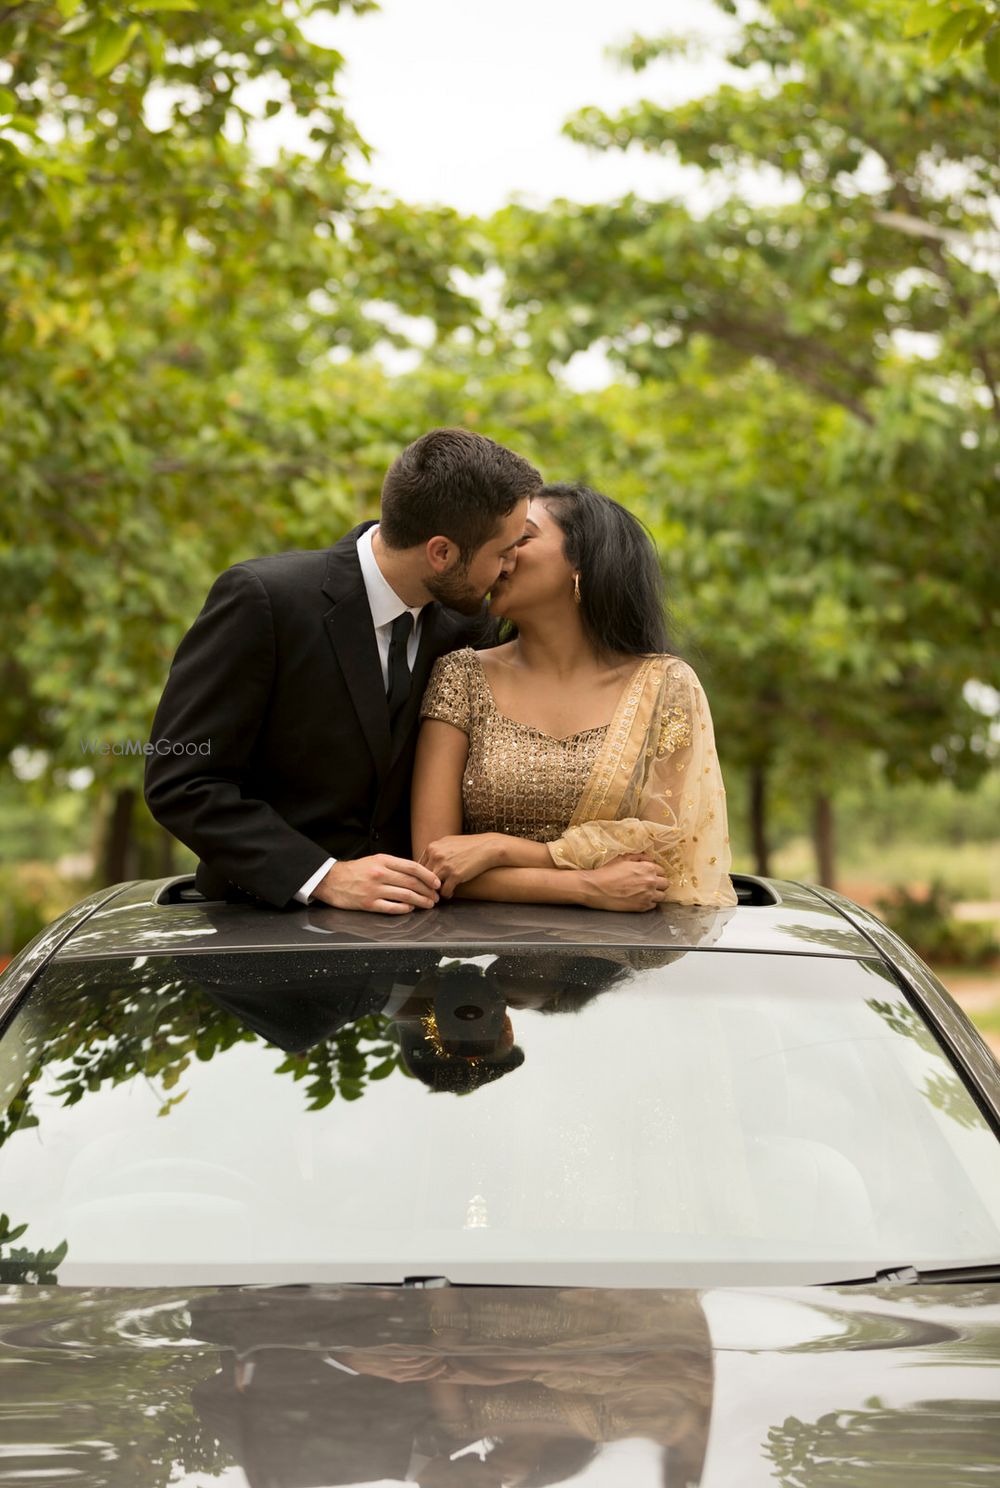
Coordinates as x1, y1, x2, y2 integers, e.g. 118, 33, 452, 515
294, 524, 426, 905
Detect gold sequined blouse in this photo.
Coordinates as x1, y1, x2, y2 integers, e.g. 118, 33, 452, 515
419, 646, 738, 909
419, 648, 608, 842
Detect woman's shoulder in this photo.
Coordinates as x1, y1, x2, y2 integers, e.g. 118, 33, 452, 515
651, 653, 702, 690
428, 645, 485, 683
471, 640, 517, 666
422, 648, 482, 730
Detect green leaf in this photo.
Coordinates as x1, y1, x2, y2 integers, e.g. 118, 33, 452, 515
5, 114, 39, 137
929, 8, 978, 60
55, 0, 82, 17
959, 12, 995, 46
57, 8, 95, 34
90, 20, 140, 77
985, 30, 1000, 78
0, 88, 15, 116
903, 0, 949, 38
137, 0, 198, 10
140, 21, 165, 71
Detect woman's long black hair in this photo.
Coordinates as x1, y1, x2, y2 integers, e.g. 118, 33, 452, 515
536, 482, 674, 658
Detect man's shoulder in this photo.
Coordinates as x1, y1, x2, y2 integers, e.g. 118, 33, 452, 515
229, 524, 371, 600
235, 547, 331, 586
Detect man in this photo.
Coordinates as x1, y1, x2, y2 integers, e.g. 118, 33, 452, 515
144, 428, 540, 911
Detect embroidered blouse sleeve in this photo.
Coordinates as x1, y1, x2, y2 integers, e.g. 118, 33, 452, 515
419, 648, 475, 736
547, 662, 737, 908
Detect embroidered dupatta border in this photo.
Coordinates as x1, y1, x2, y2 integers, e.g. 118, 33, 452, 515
569, 655, 664, 828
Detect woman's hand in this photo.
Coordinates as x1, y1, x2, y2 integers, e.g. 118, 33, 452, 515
420, 833, 509, 898
581, 852, 670, 912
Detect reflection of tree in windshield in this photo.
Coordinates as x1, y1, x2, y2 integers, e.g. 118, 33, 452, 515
0, 957, 404, 1148
866, 997, 979, 1131
0, 957, 409, 1282
766, 1398, 1000, 1487
0, 947, 660, 1145
780, 922, 878, 957
0, 942, 703, 1284
273, 1013, 400, 1107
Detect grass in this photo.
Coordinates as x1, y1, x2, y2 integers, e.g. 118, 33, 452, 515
760, 837, 1000, 902
973, 1005, 1000, 1038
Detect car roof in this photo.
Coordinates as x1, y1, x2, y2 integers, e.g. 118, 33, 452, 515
50, 873, 880, 962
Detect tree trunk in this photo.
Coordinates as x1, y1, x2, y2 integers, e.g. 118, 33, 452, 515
101, 786, 137, 886
812, 791, 836, 888
749, 764, 770, 877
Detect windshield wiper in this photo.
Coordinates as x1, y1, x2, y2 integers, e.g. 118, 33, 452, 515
829, 1261, 1000, 1287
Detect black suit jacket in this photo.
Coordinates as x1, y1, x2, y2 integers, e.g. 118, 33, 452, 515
143, 523, 486, 908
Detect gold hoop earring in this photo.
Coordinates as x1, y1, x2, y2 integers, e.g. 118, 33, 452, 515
573, 573, 581, 605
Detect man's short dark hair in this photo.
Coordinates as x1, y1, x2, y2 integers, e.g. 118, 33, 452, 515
379, 428, 542, 560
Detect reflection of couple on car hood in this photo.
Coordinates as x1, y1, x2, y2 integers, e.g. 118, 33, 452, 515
189, 1283, 714, 1488
145, 427, 736, 917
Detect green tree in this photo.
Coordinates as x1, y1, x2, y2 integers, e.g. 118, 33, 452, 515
905, 0, 1000, 77
481, 0, 999, 880
1, 0, 484, 879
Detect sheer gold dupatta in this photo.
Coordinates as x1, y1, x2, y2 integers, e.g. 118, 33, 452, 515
546, 655, 737, 907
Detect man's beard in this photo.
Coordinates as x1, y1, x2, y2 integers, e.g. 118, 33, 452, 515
425, 565, 490, 616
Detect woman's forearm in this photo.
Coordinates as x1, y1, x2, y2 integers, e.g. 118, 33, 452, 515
453, 865, 593, 906
492, 836, 554, 870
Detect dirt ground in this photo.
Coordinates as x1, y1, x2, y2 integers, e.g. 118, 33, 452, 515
936, 967, 1000, 1061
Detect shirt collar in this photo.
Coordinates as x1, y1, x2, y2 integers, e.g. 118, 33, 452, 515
356, 523, 424, 631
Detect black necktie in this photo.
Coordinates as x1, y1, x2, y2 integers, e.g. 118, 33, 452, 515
386, 611, 414, 731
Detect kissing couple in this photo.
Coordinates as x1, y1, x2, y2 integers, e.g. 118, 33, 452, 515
144, 428, 737, 915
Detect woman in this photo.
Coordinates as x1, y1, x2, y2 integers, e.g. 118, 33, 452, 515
411, 483, 737, 912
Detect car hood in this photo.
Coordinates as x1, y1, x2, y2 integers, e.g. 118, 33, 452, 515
1, 1282, 998, 1486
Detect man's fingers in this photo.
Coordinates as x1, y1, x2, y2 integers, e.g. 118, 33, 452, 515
377, 883, 438, 908
381, 869, 440, 897
371, 899, 415, 915
381, 855, 441, 890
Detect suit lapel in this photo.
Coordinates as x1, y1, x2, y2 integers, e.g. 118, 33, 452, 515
320, 524, 392, 779
321, 523, 471, 779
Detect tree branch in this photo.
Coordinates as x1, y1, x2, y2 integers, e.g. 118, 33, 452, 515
698, 313, 877, 424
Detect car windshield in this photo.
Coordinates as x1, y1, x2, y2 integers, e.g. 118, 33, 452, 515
2, 945, 999, 1287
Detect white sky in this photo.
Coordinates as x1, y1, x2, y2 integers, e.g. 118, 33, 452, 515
254, 0, 742, 214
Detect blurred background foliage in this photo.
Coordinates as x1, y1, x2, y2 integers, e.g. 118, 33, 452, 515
1, 0, 997, 985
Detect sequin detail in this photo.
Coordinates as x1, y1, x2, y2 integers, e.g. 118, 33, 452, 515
658, 704, 692, 757
420, 649, 608, 841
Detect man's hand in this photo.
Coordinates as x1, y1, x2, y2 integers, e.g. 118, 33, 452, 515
419, 833, 509, 898
310, 855, 441, 914
342, 1349, 450, 1381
